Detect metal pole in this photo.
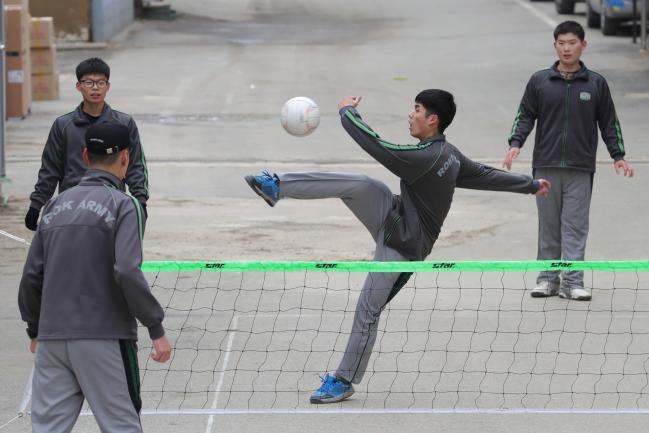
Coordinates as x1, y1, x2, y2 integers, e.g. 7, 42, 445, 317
0, 0, 7, 205
633, 0, 638, 43
642, 0, 648, 51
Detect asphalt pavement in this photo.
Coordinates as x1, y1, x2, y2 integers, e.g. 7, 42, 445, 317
1, 1, 649, 432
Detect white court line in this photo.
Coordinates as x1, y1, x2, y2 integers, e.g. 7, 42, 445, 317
0, 229, 31, 246
513, 0, 558, 29
205, 315, 239, 433
140, 408, 649, 415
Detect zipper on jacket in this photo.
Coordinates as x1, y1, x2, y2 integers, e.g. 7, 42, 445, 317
561, 82, 571, 167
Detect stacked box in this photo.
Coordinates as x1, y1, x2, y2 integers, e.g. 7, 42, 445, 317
30, 17, 59, 101
4, 4, 32, 117
30, 16, 54, 47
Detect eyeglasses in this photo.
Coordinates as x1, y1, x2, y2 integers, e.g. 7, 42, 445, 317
79, 79, 108, 89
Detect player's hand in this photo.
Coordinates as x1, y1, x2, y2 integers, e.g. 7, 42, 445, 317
535, 179, 551, 197
338, 96, 362, 109
503, 147, 520, 171
151, 335, 172, 363
614, 160, 634, 177
29, 339, 37, 353
25, 207, 40, 231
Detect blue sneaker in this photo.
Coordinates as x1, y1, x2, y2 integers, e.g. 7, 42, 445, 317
244, 171, 280, 207
310, 373, 354, 404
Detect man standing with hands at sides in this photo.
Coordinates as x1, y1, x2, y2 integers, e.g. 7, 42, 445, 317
504, 21, 634, 301
24, 57, 149, 231
18, 121, 171, 433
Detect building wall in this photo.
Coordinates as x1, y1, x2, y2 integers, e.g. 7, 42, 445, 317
30, 0, 91, 41
91, 0, 134, 42
30, 0, 133, 42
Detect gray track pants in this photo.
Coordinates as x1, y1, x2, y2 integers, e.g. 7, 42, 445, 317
32, 339, 142, 433
535, 168, 593, 289
278, 172, 412, 384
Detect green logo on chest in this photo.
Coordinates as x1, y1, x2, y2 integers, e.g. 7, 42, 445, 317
579, 92, 591, 101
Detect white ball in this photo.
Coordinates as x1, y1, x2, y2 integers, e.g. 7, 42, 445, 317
280, 96, 320, 137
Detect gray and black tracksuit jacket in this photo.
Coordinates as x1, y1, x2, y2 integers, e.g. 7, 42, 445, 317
509, 61, 625, 172
19, 169, 164, 341
341, 107, 539, 261
29, 103, 149, 211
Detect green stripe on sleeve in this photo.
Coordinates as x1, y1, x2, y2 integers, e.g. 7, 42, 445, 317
141, 148, 149, 198
344, 110, 379, 138
129, 196, 144, 257
614, 114, 625, 154
508, 108, 522, 141
378, 139, 435, 151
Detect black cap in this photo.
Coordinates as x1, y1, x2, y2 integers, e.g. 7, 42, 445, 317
85, 121, 131, 155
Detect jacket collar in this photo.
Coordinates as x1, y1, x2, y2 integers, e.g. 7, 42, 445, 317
73, 102, 113, 125
549, 61, 589, 81
419, 133, 446, 144
79, 169, 126, 192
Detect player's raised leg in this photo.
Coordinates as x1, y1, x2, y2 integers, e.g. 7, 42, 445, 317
245, 171, 280, 207
245, 171, 394, 241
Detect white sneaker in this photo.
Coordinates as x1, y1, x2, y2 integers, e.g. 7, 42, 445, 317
530, 281, 559, 298
559, 287, 592, 301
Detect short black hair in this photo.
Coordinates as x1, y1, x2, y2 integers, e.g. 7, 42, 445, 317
87, 150, 122, 166
415, 89, 456, 133
76, 57, 110, 81
554, 21, 585, 41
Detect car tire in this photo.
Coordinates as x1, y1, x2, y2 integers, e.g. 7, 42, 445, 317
586, 1, 601, 28
555, 0, 575, 14
600, 12, 620, 35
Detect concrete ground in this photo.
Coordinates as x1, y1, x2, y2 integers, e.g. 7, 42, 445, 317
1, 0, 649, 432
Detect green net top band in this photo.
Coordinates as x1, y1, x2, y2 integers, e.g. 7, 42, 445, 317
141, 260, 649, 273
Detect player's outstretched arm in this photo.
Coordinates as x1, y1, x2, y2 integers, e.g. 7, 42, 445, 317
339, 97, 429, 183
457, 151, 538, 194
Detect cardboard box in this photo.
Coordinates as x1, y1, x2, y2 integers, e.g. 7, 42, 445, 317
5, 6, 30, 52
32, 72, 59, 101
30, 17, 54, 48
6, 51, 32, 118
5, 0, 29, 18
4, 0, 29, 8
30, 46, 56, 75
30, 0, 90, 42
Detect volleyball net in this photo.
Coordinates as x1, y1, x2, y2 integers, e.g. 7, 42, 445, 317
19, 260, 649, 415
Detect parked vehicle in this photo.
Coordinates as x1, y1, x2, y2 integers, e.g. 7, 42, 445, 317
586, 0, 642, 35
554, 0, 584, 14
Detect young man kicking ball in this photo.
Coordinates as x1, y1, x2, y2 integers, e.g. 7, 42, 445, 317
246, 90, 550, 404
